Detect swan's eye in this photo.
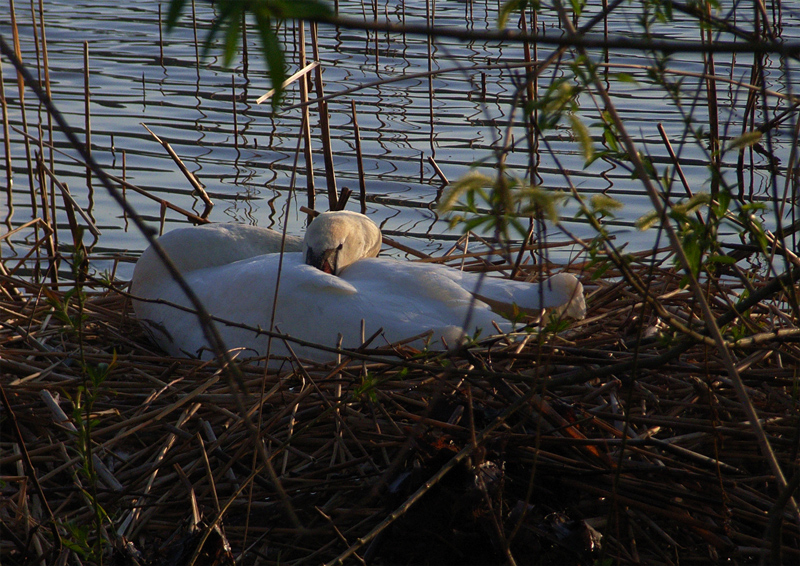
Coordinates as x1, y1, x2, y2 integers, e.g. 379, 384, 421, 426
337, 243, 343, 250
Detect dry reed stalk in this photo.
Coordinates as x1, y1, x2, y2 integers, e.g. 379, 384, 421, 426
0, 31, 13, 198
38, 159, 100, 237
157, 2, 163, 66
9, 0, 37, 222
141, 122, 214, 218
190, 0, 198, 75
310, 22, 339, 209
702, 0, 720, 198
255, 61, 319, 104
349, 100, 367, 214
425, 0, 435, 159
33, 156, 56, 286
657, 123, 694, 199
83, 41, 91, 197
231, 75, 239, 152
9, 127, 208, 224
427, 155, 448, 186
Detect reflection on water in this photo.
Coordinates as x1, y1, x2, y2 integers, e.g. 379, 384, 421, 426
1, 0, 798, 279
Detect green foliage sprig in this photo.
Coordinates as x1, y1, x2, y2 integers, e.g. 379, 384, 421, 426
166, 0, 332, 106
439, 170, 564, 243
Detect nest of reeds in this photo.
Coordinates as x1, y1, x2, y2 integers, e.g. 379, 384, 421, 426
2, 241, 800, 566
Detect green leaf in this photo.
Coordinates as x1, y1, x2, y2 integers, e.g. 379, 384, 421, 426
726, 131, 763, 152
253, 9, 286, 107
569, 114, 594, 164
740, 201, 767, 213
439, 171, 493, 213
273, 0, 333, 19
498, 0, 528, 29
199, 4, 235, 64
569, 0, 585, 17
682, 192, 711, 215
708, 254, 736, 264
591, 194, 624, 214
165, 0, 188, 30
713, 188, 731, 217
518, 186, 563, 223
636, 210, 660, 231
223, 18, 243, 68
613, 72, 638, 84
603, 126, 619, 152
590, 260, 611, 280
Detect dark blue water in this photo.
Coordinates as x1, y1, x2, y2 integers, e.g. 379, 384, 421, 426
2, 1, 798, 279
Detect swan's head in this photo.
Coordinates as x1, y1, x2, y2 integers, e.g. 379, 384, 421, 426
546, 273, 587, 320
303, 211, 382, 275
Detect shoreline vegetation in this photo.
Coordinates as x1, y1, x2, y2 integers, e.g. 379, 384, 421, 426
3, 0, 800, 564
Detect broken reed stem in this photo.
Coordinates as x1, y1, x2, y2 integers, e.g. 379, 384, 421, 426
255, 61, 319, 104
83, 40, 96, 227
521, 6, 541, 186
240, 9, 248, 77
350, 100, 367, 215
311, 21, 339, 210
425, 0, 435, 156
158, 3, 163, 66
11, 122, 209, 226
372, 0, 379, 69
191, 0, 199, 76
37, 0, 55, 234
298, 21, 316, 215
28, 0, 42, 91
1, 52, 12, 198
34, 155, 57, 285
122, 149, 127, 228
141, 122, 214, 218
10, 0, 37, 220
38, 158, 100, 238
657, 123, 694, 199
231, 75, 238, 152
702, 1, 720, 198
427, 155, 448, 186
83, 41, 91, 188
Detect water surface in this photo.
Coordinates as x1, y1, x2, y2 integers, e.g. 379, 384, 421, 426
2, 1, 798, 279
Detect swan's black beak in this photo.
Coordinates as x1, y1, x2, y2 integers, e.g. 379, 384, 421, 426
306, 247, 339, 274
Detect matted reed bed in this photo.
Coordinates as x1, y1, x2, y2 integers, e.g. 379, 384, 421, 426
2, 243, 800, 565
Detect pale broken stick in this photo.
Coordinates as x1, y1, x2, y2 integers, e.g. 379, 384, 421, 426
141, 122, 214, 219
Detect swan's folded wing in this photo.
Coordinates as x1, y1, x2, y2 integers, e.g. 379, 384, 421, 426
431, 266, 586, 319
133, 253, 359, 359
131, 224, 303, 298
290, 263, 359, 296
338, 258, 508, 340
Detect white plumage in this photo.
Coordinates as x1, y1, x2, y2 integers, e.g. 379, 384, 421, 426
131, 212, 585, 365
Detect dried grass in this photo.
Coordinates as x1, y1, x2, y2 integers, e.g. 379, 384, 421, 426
2, 240, 800, 566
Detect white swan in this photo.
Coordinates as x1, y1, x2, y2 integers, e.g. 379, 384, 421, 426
302, 210, 382, 274
131, 212, 585, 365
131, 221, 303, 295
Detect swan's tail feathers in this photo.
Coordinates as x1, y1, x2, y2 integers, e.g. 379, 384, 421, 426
136, 316, 178, 354
547, 273, 587, 320
440, 325, 470, 349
